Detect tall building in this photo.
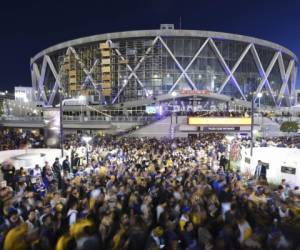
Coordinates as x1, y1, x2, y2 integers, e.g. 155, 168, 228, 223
0, 91, 14, 114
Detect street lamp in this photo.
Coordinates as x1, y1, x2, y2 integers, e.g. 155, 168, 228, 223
171, 92, 177, 124
79, 95, 85, 121
250, 92, 263, 156
57, 58, 67, 158
82, 136, 92, 162
59, 87, 64, 158
257, 92, 263, 110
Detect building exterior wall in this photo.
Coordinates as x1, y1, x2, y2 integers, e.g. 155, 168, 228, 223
30, 29, 298, 107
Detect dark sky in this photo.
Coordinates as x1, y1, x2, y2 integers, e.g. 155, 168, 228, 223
1, 0, 300, 91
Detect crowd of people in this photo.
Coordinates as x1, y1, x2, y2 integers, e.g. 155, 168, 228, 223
249, 136, 300, 149
0, 129, 44, 151
0, 134, 300, 250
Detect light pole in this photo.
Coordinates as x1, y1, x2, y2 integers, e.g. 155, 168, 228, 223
256, 92, 263, 137
79, 95, 85, 122
250, 92, 262, 157
171, 91, 177, 124
58, 58, 66, 158
59, 87, 64, 158
257, 92, 263, 111
82, 136, 92, 162
250, 93, 254, 156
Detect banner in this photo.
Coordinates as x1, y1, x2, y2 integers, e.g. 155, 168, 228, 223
188, 117, 252, 125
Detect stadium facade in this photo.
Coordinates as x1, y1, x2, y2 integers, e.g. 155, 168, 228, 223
30, 25, 298, 108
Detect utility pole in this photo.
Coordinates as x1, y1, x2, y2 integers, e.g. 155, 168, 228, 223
250, 93, 254, 157
59, 87, 64, 158
58, 59, 65, 158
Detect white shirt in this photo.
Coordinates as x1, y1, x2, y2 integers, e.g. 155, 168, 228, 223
156, 205, 164, 221
67, 209, 78, 226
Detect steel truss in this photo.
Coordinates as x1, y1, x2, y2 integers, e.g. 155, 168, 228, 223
31, 36, 297, 107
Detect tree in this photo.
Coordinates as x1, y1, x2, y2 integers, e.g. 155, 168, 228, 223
280, 121, 299, 133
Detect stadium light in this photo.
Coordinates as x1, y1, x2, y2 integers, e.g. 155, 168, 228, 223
171, 91, 177, 97
257, 92, 263, 98
257, 92, 263, 109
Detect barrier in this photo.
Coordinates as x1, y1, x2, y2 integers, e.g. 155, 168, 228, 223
240, 147, 300, 187
0, 148, 69, 169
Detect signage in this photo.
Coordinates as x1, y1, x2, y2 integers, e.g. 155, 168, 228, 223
188, 117, 252, 125
203, 127, 240, 132
179, 90, 211, 95
281, 166, 296, 175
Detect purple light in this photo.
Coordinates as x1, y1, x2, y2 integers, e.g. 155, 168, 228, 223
158, 105, 163, 116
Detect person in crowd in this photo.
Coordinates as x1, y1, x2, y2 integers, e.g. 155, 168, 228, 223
219, 154, 228, 171
0, 133, 298, 250
62, 155, 71, 173
53, 158, 62, 189
1, 164, 16, 190
254, 160, 267, 180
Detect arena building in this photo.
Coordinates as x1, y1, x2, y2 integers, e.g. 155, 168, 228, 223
31, 24, 297, 110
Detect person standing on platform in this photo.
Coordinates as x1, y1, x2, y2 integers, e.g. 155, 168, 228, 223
254, 160, 267, 180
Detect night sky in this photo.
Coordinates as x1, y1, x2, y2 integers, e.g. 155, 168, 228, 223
0, 0, 300, 91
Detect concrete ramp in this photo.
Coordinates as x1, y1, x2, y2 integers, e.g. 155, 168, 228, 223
128, 116, 173, 138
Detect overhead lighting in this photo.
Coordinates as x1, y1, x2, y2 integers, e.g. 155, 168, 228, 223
198, 74, 202, 79
171, 92, 177, 97
257, 92, 263, 98
78, 95, 85, 101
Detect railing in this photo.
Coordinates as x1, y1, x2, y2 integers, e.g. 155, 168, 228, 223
0, 116, 44, 122
0, 115, 160, 123
269, 116, 300, 124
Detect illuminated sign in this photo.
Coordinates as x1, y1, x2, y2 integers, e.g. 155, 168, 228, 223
179, 90, 211, 95
188, 117, 252, 125
203, 127, 240, 132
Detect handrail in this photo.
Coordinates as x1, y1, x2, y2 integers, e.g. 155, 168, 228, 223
0, 115, 160, 123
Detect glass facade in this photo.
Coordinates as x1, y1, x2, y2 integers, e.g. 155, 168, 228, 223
33, 33, 297, 107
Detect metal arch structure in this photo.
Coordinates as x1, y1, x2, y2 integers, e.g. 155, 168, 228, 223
30, 29, 297, 107
31, 47, 101, 106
